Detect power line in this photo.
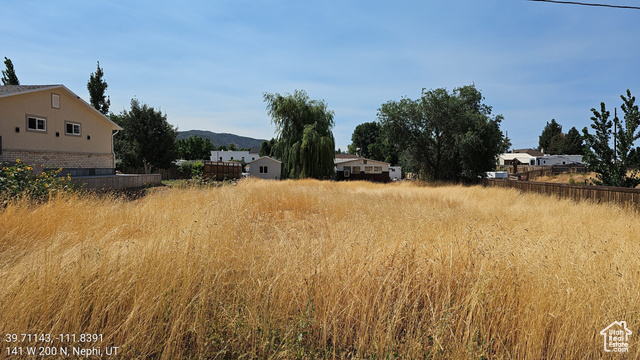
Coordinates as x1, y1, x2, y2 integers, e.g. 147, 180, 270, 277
528, 0, 640, 10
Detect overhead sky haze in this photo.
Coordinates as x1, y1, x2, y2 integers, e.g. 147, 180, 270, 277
2, 0, 640, 151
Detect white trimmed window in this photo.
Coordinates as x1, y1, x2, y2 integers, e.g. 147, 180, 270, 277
364, 166, 373, 174
27, 116, 47, 132
51, 93, 60, 109
65, 122, 81, 136
351, 166, 361, 174
373, 166, 382, 174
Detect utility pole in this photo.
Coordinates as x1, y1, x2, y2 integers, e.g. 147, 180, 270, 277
614, 108, 618, 160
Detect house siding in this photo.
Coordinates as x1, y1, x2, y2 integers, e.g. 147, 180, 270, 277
0, 86, 119, 173
249, 157, 282, 180
337, 171, 390, 182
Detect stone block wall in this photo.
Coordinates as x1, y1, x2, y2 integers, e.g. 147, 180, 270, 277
0, 149, 114, 170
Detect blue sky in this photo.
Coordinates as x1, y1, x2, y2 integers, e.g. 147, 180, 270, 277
2, 0, 640, 150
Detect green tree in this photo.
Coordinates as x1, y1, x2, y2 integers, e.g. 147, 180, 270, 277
347, 121, 400, 164
176, 135, 215, 160
263, 90, 335, 179
259, 138, 276, 157
2, 57, 19, 85
561, 126, 584, 155
348, 122, 381, 158
87, 61, 110, 115
378, 85, 509, 182
582, 90, 640, 187
228, 143, 239, 151
113, 99, 178, 173
538, 119, 563, 154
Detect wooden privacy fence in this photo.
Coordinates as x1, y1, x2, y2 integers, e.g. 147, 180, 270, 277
119, 165, 182, 180
516, 165, 587, 181
484, 179, 640, 209
497, 165, 544, 174
203, 161, 242, 180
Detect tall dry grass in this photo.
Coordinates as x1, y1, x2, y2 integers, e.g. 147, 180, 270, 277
1, 179, 639, 359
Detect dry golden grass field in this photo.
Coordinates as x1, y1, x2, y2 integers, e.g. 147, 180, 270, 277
534, 172, 596, 185
1, 179, 639, 359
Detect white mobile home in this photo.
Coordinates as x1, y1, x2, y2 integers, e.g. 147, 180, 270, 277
530, 155, 583, 166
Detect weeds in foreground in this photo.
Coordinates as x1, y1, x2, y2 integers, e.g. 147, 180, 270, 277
0, 179, 638, 359
0, 159, 76, 206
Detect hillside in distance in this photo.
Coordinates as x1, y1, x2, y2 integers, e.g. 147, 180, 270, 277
177, 130, 267, 149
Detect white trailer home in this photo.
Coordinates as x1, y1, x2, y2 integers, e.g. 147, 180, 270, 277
529, 155, 583, 166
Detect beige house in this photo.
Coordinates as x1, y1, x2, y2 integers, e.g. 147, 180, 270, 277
0, 85, 122, 176
248, 156, 282, 180
335, 157, 391, 182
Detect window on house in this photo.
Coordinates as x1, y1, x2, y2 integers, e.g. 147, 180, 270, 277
260, 166, 268, 174
65, 122, 81, 136
343, 166, 351, 172
351, 166, 361, 174
364, 166, 373, 173
27, 116, 46, 132
373, 166, 382, 173
51, 93, 60, 109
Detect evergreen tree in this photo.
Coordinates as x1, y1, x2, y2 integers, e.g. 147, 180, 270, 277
583, 90, 640, 187
87, 61, 110, 115
538, 119, 563, 154
2, 57, 19, 85
561, 126, 584, 155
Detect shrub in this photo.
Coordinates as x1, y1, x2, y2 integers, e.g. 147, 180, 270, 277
178, 161, 204, 179
0, 159, 74, 205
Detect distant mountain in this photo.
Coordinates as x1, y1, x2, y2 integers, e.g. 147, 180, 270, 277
177, 130, 267, 150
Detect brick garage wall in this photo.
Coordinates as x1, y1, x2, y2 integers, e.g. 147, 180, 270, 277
0, 149, 114, 169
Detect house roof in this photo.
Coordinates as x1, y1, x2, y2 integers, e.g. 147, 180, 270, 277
0, 84, 122, 131
335, 154, 363, 164
248, 156, 282, 164
0, 85, 60, 96
335, 153, 359, 159
336, 157, 389, 166
513, 148, 544, 157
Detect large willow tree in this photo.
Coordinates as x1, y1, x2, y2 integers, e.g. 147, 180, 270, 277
263, 90, 335, 179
